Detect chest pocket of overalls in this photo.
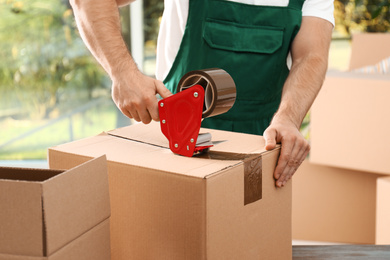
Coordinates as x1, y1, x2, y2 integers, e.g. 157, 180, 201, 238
202, 4, 287, 103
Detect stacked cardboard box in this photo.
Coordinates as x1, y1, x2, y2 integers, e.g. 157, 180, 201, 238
0, 156, 111, 260
292, 161, 389, 244
292, 33, 390, 245
48, 122, 291, 260
309, 71, 390, 175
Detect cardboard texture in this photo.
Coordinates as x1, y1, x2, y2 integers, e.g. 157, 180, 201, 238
294, 33, 390, 245
48, 122, 290, 260
310, 33, 390, 174
348, 33, 390, 70
0, 219, 111, 260
0, 156, 111, 259
376, 176, 390, 244
292, 160, 388, 244
310, 71, 390, 174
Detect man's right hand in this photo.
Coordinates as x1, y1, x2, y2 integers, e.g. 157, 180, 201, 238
111, 69, 172, 124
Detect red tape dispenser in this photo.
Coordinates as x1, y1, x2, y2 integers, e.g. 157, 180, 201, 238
158, 68, 236, 157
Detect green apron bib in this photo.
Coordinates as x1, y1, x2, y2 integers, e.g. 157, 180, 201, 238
163, 0, 305, 135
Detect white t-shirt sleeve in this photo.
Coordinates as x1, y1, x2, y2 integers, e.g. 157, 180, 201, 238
155, 0, 189, 81
303, 0, 335, 26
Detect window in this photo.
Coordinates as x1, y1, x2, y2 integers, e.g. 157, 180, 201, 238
0, 0, 163, 166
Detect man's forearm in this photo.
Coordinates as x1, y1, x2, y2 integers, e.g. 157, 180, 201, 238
274, 17, 333, 128
71, 0, 172, 124
275, 51, 328, 128
70, 0, 137, 78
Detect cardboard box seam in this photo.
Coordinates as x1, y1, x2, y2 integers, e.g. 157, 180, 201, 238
41, 193, 47, 257
202, 151, 272, 180
0, 218, 110, 260
204, 162, 242, 179
44, 216, 110, 258
261, 146, 281, 156
202, 179, 207, 260
49, 141, 281, 180
0, 252, 44, 260
107, 132, 169, 151
49, 148, 239, 181
107, 128, 280, 156
0, 167, 59, 174
47, 150, 93, 170
326, 70, 390, 80
308, 159, 390, 177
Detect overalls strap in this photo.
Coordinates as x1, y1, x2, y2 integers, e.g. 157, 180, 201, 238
288, 0, 306, 10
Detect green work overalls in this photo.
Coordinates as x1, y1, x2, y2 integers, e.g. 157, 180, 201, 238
163, 0, 305, 135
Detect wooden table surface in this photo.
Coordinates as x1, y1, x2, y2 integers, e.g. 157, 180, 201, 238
293, 245, 390, 259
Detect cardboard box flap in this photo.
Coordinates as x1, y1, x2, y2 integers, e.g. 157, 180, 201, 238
0, 181, 45, 256
0, 168, 62, 182
51, 123, 278, 178
50, 141, 242, 179
0, 156, 109, 257
42, 155, 110, 255
108, 122, 169, 149
0, 219, 111, 260
108, 121, 272, 154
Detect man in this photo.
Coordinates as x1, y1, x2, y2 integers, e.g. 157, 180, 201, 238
70, 0, 334, 187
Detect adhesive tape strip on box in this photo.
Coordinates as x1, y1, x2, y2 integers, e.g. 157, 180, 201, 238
178, 68, 236, 118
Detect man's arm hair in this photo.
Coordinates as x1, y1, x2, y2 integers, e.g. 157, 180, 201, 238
274, 16, 333, 128
70, 0, 172, 123
69, 0, 138, 79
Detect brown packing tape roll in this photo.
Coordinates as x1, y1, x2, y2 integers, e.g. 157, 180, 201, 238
178, 68, 236, 118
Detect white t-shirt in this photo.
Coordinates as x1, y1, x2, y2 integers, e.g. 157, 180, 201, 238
155, 0, 335, 81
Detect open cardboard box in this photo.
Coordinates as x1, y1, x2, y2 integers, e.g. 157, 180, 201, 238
0, 156, 111, 260
48, 122, 291, 260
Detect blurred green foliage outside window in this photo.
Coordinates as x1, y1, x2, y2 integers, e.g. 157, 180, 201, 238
0, 0, 163, 160
0, 0, 114, 160
334, 0, 390, 35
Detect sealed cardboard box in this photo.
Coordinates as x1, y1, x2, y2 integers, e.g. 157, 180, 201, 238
292, 160, 389, 244
310, 33, 390, 174
310, 71, 390, 175
301, 33, 390, 245
0, 156, 111, 260
48, 122, 290, 260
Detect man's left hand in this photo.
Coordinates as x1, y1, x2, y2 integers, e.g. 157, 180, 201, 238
263, 118, 310, 187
